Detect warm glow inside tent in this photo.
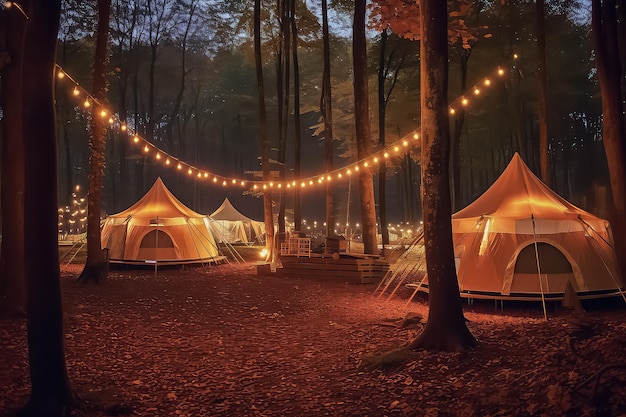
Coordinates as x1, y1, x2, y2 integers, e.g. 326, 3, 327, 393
209, 198, 265, 244
450, 153, 623, 300
101, 178, 221, 264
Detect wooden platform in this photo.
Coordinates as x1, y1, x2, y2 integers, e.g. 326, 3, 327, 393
273, 253, 389, 284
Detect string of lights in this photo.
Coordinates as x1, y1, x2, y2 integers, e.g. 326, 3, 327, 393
55, 56, 517, 191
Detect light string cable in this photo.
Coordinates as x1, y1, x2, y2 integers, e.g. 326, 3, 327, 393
54, 54, 518, 190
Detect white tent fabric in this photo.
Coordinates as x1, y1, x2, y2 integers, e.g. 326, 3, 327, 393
209, 198, 265, 244
450, 153, 623, 299
101, 178, 220, 263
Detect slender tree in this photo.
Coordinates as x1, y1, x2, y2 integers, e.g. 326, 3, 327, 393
21, 0, 76, 414
291, 0, 303, 232
0, 0, 29, 317
353, 0, 378, 254
536, 0, 551, 187
321, 0, 335, 237
408, 0, 476, 351
78, 0, 113, 283
255, 0, 275, 260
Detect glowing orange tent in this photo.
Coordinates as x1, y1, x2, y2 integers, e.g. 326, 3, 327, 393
101, 178, 220, 264
451, 153, 623, 300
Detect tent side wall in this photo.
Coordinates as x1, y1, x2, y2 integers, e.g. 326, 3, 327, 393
452, 217, 623, 297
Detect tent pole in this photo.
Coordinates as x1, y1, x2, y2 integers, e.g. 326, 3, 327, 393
578, 217, 626, 303
531, 215, 548, 320
403, 273, 428, 310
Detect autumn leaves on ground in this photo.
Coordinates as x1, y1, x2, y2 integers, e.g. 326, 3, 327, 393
1, 263, 626, 417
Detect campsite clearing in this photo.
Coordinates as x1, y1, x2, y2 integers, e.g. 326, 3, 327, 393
1, 263, 625, 416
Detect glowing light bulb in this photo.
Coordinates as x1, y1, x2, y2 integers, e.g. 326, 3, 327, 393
57, 71, 65, 79
83, 99, 91, 108
100, 110, 107, 118
121, 124, 127, 131
213, 177, 218, 183
484, 78, 491, 86
187, 168, 192, 175
462, 98, 468, 106
177, 163, 182, 170
498, 68, 504, 76
143, 145, 149, 152
474, 88, 480, 95
403, 140, 408, 146
384, 152, 389, 158
73, 87, 80, 96
413, 133, 419, 139
197, 172, 202, 178
156, 153, 161, 159
450, 108, 456, 115
133, 135, 139, 143
165, 158, 171, 165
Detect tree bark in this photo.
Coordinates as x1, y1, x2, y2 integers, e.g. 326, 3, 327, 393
353, 0, 378, 254
21, 0, 75, 414
536, 0, 551, 187
79, 0, 112, 283
291, 0, 302, 233
255, 0, 275, 260
409, 0, 476, 352
321, 0, 335, 236
592, 0, 626, 282
0, 0, 29, 317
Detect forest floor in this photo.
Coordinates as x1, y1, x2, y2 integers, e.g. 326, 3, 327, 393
1, 260, 626, 417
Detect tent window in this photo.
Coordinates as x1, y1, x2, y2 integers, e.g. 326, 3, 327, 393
140, 230, 174, 248
514, 243, 572, 274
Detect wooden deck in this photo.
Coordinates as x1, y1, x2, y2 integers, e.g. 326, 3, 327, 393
272, 253, 390, 284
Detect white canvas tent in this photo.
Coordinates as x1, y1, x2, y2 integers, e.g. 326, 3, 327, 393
101, 178, 221, 264
209, 198, 265, 244
450, 153, 623, 300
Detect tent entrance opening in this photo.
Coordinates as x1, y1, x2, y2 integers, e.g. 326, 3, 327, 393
511, 242, 574, 294
138, 229, 176, 260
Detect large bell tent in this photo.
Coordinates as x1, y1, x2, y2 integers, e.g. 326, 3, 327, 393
101, 178, 221, 264
450, 153, 623, 300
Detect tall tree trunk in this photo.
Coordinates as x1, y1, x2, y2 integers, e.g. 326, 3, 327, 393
408, 0, 475, 352
353, 0, 378, 254
0, 0, 28, 318
255, 0, 274, 260
21, 0, 75, 414
592, 0, 626, 282
291, 0, 302, 233
536, 0, 551, 187
378, 30, 389, 249
277, 0, 290, 238
79, 0, 112, 283
321, 0, 335, 236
